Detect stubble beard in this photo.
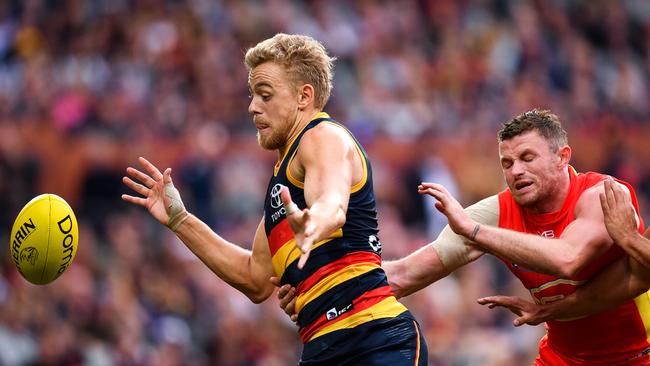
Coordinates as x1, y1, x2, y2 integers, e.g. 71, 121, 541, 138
257, 124, 290, 151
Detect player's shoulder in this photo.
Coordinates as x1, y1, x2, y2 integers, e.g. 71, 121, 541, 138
301, 120, 355, 148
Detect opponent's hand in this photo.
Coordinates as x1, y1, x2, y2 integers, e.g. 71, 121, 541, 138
418, 182, 475, 238
121, 157, 188, 231
271, 277, 298, 323
600, 178, 639, 246
477, 295, 547, 326
280, 186, 315, 269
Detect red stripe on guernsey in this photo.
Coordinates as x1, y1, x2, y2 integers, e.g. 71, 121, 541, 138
299, 285, 393, 343
295, 251, 382, 295
267, 219, 294, 256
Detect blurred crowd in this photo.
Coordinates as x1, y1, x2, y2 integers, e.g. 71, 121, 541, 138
0, 0, 649, 365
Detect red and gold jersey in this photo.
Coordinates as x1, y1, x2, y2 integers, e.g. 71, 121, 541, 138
263, 113, 407, 344
498, 166, 650, 364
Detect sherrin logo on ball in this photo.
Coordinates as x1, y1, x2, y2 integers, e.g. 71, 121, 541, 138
9, 194, 78, 285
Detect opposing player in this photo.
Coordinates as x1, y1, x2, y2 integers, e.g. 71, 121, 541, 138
477, 178, 650, 328
122, 33, 427, 365
417, 109, 650, 364
277, 109, 650, 364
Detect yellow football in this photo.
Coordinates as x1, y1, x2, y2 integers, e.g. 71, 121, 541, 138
9, 194, 78, 285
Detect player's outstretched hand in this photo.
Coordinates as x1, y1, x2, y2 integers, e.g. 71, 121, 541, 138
600, 178, 639, 246
121, 157, 188, 231
280, 186, 315, 269
418, 182, 476, 238
271, 277, 298, 323
477, 295, 548, 326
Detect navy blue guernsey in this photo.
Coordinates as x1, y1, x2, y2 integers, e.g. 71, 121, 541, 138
262, 112, 407, 343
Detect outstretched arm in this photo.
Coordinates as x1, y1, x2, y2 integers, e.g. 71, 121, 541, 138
478, 255, 650, 326
122, 157, 275, 303
420, 181, 618, 278
384, 195, 498, 298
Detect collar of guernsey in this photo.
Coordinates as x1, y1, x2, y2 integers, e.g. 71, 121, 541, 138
263, 112, 407, 344
273, 111, 330, 177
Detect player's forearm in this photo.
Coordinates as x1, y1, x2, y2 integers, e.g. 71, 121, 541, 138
384, 245, 452, 299
307, 200, 347, 242
617, 232, 650, 270
174, 214, 271, 302
540, 256, 650, 320
473, 225, 574, 277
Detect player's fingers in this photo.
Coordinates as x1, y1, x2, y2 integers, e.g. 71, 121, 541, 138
285, 298, 297, 317
163, 168, 173, 185
121, 194, 147, 206
280, 185, 293, 205
270, 277, 281, 287
297, 249, 311, 269
477, 296, 510, 306
291, 314, 298, 323
138, 156, 164, 181
278, 286, 296, 315
514, 313, 536, 326
126, 167, 156, 188
277, 284, 292, 300
604, 179, 616, 206
599, 192, 609, 213
303, 214, 315, 237
612, 181, 629, 204
123, 176, 149, 196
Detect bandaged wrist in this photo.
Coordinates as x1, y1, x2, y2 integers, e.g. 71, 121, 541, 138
165, 182, 188, 232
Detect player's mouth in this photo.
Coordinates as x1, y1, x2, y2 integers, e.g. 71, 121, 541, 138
514, 180, 534, 192
255, 122, 270, 131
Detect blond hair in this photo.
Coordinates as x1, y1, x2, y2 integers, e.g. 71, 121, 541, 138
245, 33, 335, 109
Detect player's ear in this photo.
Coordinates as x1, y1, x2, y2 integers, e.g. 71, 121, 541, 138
297, 84, 314, 110
558, 145, 571, 168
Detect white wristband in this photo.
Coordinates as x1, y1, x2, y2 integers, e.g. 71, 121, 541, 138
285, 202, 299, 216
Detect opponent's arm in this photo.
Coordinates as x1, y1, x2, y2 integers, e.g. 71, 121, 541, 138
385, 195, 498, 298
122, 157, 275, 303
421, 182, 616, 278
479, 255, 650, 325
600, 178, 650, 268
286, 124, 355, 268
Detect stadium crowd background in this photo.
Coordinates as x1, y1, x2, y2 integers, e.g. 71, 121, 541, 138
0, 0, 649, 365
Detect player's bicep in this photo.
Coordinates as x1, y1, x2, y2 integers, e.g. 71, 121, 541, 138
562, 187, 616, 264
300, 127, 353, 208
250, 218, 276, 298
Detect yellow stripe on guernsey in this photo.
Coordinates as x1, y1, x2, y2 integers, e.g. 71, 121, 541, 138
274, 112, 330, 177
309, 297, 407, 341
634, 291, 650, 346
529, 278, 586, 295
271, 229, 343, 277
295, 262, 381, 314
285, 121, 368, 194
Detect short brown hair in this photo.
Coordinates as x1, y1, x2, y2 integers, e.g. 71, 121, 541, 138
245, 33, 335, 109
498, 109, 568, 151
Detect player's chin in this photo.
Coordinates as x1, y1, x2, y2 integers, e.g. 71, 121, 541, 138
257, 132, 284, 150
513, 193, 537, 208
